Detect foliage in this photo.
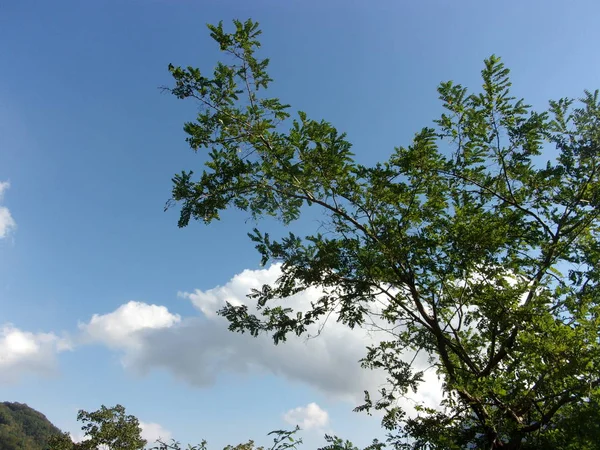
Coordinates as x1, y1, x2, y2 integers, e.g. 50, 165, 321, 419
150, 426, 303, 450
165, 19, 600, 449
319, 435, 384, 450
76, 404, 146, 450
48, 405, 381, 450
47, 432, 79, 450
150, 426, 384, 450
0, 401, 64, 450
48, 404, 146, 450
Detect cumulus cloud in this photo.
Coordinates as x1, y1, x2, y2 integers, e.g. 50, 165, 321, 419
77, 265, 443, 411
79, 301, 181, 349
283, 403, 329, 430
0, 181, 16, 239
76, 265, 385, 401
140, 421, 172, 443
0, 324, 71, 383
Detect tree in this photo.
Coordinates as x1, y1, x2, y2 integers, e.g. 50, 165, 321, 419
48, 405, 146, 450
47, 432, 78, 450
48, 405, 384, 450
151, 426, 384, 450
150, 427, 303, 450
76, 404, 146, 450
165, 19, 600, 449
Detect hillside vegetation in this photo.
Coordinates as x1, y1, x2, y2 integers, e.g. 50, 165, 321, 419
0, 402, 64, 450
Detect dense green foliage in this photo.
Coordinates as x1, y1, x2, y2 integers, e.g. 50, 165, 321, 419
165, 19, 600, 449
48, 404, 146, 450
0, 401, 64, 450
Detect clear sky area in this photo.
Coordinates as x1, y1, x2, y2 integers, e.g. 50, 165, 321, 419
1, 0, 599, 448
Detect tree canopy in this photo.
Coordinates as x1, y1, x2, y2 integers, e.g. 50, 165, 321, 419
165, 19, 600, 449
48, 404, 146, 450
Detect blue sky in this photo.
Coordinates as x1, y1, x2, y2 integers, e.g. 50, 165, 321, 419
1, 0, 599, 447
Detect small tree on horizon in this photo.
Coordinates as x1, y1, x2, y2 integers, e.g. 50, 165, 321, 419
48, 405, 146, 450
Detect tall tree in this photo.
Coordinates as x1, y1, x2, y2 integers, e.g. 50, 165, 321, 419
165, 19, 600, 449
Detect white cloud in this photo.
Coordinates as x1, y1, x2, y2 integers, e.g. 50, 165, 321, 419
78, 265, 443, 412
0, 323, 71, 383
0, 181, 10, 200
79, 301, 181, 349
0, 181, 16, 239
283, 403, 329, 430
140, 421, 172, 444
83, 265, 387, 401
69, 431, 85, 444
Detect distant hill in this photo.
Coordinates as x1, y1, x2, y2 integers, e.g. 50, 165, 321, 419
0, 402, 64, 450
